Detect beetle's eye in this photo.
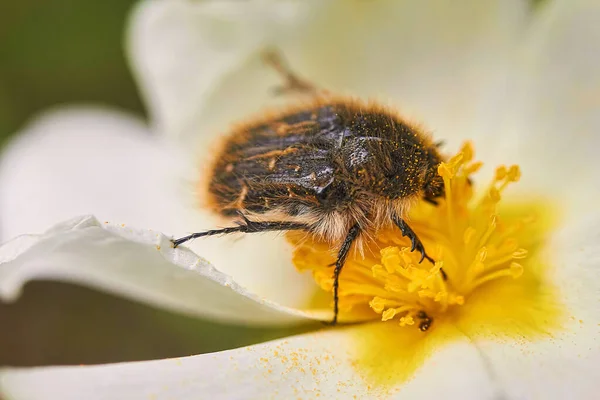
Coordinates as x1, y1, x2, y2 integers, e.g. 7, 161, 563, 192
316, 184, 332, 202
316, 182, 347, 205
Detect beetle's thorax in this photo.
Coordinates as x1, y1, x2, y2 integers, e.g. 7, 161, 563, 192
242, 192, 417, 246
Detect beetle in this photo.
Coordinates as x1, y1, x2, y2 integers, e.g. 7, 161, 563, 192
173, 51, 445, 325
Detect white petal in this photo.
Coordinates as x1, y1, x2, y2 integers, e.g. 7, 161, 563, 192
503, 0, 600, 213
127, 0, 316, 144
128, 0, 528, 152
285, 0, 529, 151
0, 324, 501, 400
0, 107, 192, 241
0, 215, 323, 325
474, 214, 600, 399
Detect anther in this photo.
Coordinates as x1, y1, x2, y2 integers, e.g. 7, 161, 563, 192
495, 166, 507, 181
507, 165, 521, 182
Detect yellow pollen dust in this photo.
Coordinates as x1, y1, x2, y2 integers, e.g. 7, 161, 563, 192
290, 141, 536, 329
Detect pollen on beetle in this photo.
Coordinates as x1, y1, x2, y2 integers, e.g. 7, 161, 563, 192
290, 141, 539, 330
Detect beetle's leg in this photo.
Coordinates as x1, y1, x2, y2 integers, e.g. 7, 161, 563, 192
393, 217, 436, 265
172, 215, 308, 247
393, 219, 447, 280
328, 223, 361, 326
262, 49, 322, 96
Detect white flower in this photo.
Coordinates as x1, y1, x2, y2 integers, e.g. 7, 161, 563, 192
1, 0, 600, 399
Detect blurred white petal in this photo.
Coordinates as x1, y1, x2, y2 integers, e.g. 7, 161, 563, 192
473, 215, 600, 400
0, 107, 191, 240
127, 0, 316, 144
0, 215, 324, 325
285, 0, 529, 153
127, 0, 528, 154
0, 324, 500, 400
503, 0, 600, 212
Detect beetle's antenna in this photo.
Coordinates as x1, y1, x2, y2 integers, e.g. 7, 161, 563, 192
261, 48, 319, 95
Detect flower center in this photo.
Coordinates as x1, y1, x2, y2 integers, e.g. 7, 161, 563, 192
290, 142, 535, 330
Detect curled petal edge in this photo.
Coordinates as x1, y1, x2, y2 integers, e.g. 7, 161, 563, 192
0, 215, 330, 326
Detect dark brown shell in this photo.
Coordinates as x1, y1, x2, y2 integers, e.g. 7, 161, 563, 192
203, 96, 444, 234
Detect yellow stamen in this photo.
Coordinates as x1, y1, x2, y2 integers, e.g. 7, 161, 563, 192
289, 141, 556, 332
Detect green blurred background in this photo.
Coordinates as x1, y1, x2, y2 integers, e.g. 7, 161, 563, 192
0, 0, 144, 144
0, 0, 313, 367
